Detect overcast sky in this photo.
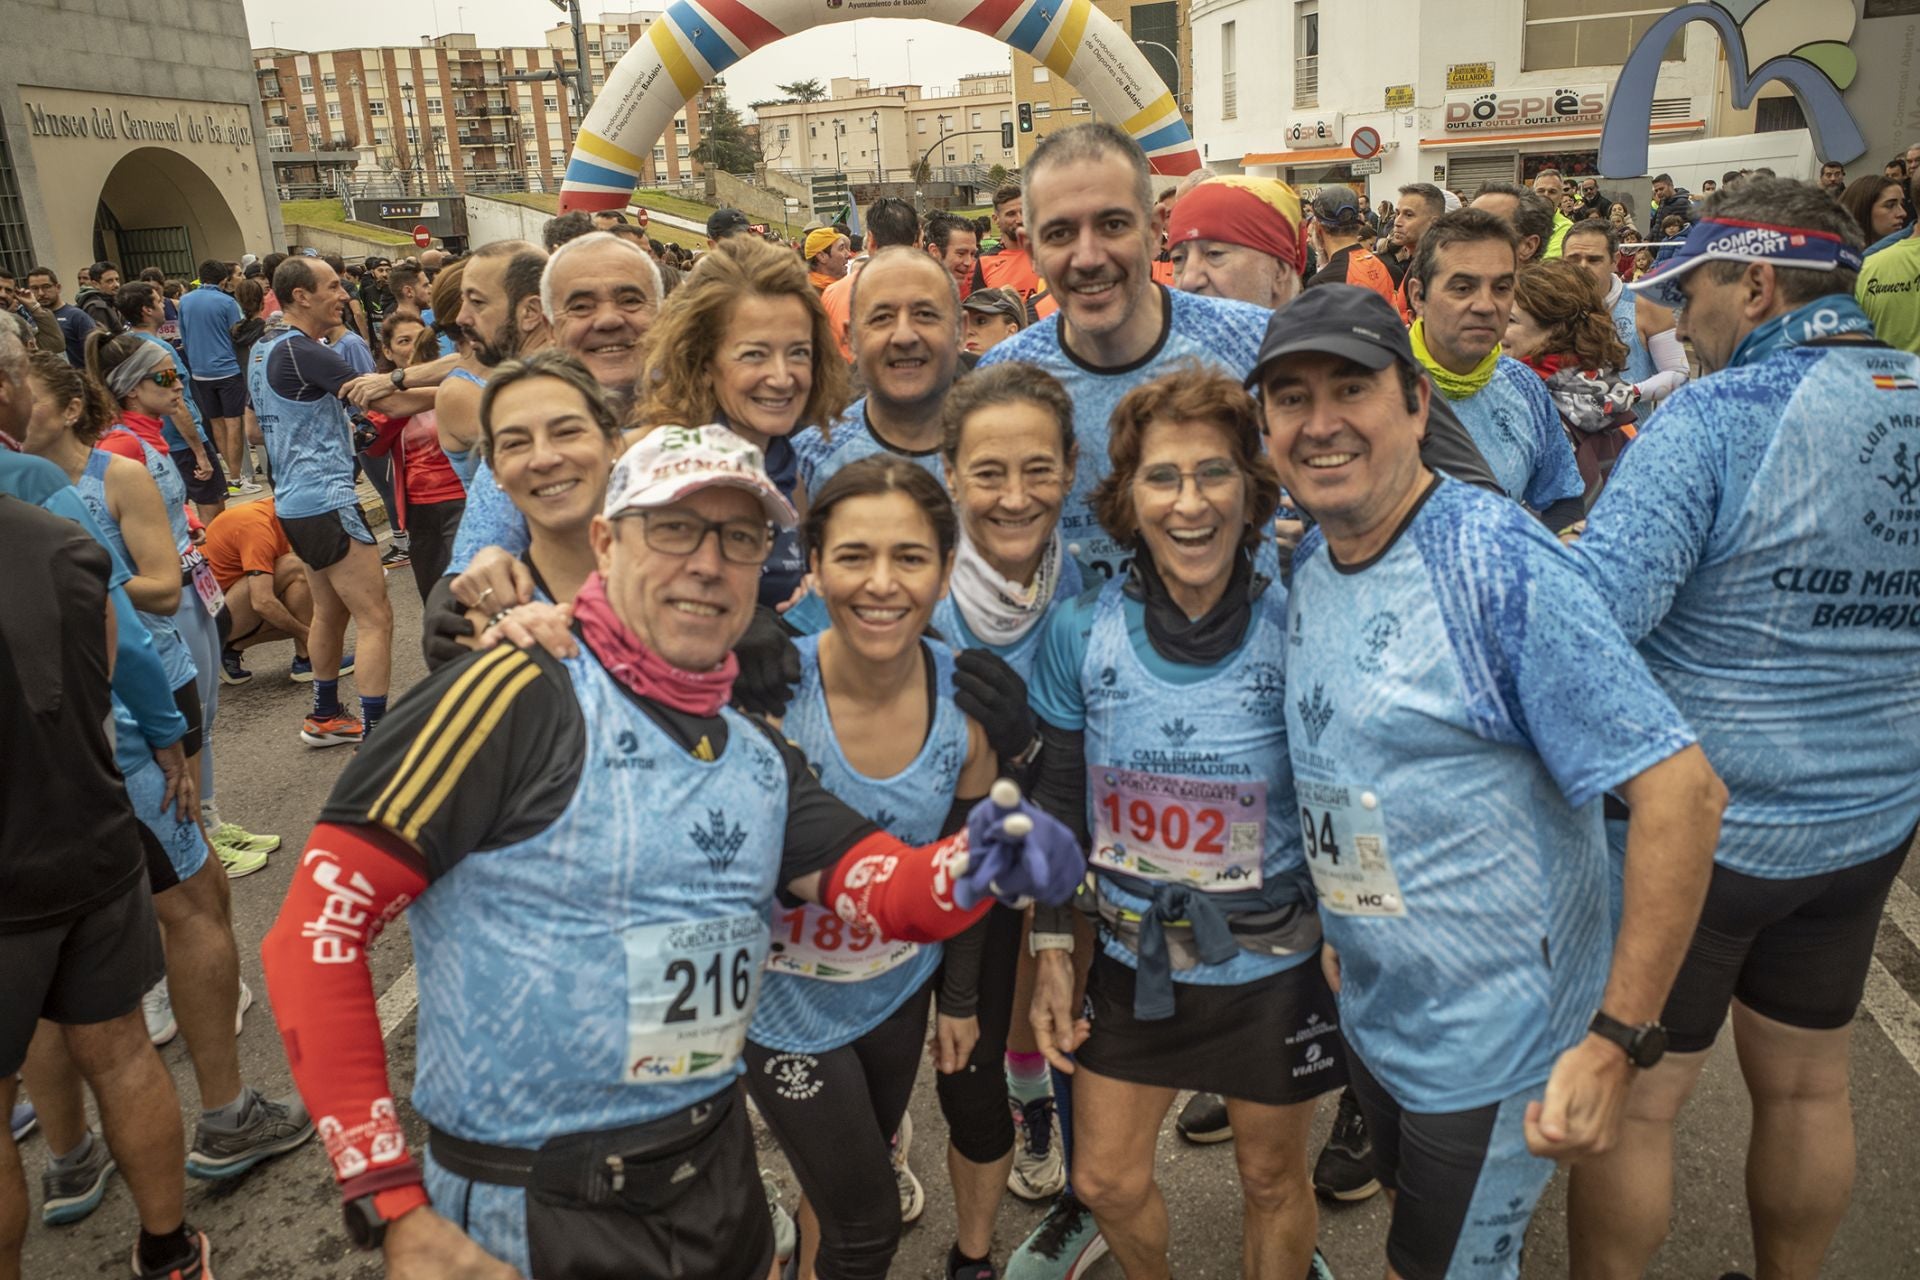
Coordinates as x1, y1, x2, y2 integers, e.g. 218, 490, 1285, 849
240, 1, 1012, 117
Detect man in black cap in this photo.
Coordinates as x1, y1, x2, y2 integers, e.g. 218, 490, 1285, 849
1305, 188, 1396, 302
706, 207, 750, 245
1247, 284, 1724, 1280
960, 286, 1023, 358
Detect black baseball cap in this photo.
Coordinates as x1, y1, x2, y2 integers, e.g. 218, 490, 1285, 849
706, 207, 750, 240
1245, 285, 1415, 388
961, 287, 1024, 325
1309, 186, 1363, 228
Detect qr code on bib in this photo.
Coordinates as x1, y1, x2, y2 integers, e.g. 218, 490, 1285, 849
1355, 835, 1386, 872
1229, 823, 1261, 857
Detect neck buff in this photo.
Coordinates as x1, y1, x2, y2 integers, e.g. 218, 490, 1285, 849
1410, 318, 1500, 399
1728, 293, 1876, 370
571, 571, 738, 717
1124, 539, 1263, 666
948, 526, 1064, 645
115, 412, 168, 453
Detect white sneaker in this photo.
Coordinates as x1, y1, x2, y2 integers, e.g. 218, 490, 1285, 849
234, 479, 264, 495
143, 981, 177, 1047
890, 1113, 924, 1225
1007, 1095, 1067, 1201
235, 979, 253, 1035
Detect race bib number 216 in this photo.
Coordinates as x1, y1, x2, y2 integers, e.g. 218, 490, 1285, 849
622, 914, 766, 1083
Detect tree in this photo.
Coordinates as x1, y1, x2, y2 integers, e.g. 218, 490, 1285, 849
911, 156, 932, 184
693, 89, 760, 175
986, 163, 1008, 189
777, 78, 827, 103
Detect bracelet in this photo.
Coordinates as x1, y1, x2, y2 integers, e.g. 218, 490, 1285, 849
486, 607, 514, 629
1028, 931, 1074, 957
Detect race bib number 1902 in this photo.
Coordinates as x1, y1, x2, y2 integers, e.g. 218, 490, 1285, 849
622, 914, 766, 1084
1090, 767, 1266, 890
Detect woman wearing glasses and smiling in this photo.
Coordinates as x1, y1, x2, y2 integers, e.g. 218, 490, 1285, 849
1021, 364, 1341, 1280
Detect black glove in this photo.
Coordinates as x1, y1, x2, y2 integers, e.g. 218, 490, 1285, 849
952, 648, 1037, 767
731, 604, 802, 717
421, 577, 477, 672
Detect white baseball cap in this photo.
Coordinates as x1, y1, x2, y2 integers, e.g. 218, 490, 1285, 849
605, 424, 797, 529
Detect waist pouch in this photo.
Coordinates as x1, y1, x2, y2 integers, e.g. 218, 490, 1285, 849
1093, 868, 1322, 1021
430, 1086, 771, 1280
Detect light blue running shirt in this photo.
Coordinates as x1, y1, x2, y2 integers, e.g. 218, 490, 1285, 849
1285, 477, 1694, 1111
792, 397, 947, 497
748, 636, 964, 1053
1568, 337, 1920, 879
1440, 357, 1585, 512
976, 287, 1272, 583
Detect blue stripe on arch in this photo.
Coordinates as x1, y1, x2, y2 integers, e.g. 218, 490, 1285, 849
565, 157, 637, 188
1005, 1, 1055, 55
668, 2, 743, 74
1137, 120, 1192, 153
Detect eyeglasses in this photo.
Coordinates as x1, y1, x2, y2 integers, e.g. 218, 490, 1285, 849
631, 510, 774, 565
147, 370, 181, 389
1138, 460, 1240, 495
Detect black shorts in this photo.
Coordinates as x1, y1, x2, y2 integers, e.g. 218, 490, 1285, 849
169, 447, 227, 505
0, 878, 165, 1077
1663, 830, 1915, 1053
190, 373, 246, 421
1076, 949, 1345, 1105
172, 676, 204, 759
281, 505, 374, 572
1345, 1052, 1553, 1280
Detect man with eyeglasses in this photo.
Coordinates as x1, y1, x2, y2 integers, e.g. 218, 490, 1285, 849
260, 424, 1085, 1279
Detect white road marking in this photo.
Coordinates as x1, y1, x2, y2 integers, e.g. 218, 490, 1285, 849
1883, 876, 1920, 948
1863, 960, 1920, 1078
377, 964, 419, 1038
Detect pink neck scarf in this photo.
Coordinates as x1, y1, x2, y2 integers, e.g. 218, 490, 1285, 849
571, 571, 738, 717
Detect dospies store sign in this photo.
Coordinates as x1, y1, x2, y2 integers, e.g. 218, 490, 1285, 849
23, 95, 254, 151
1444, 85, 1607, 134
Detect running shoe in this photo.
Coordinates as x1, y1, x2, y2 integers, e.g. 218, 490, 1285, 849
210, 823, 280, 855
1007, 1096, 1066, 1201
947, 1244, 999, 1280
1312, 1088, 1380, 1202
234, 980, 252, 1036
10, 1098, 36, 1142
1306, 1247, 1335, 1279
129, 1227, 213, 1279
217, 650, 252, 686
214, 843, 269, 879
301, 711, 365, 748
233, 479, 264, 495
224, 483, 243, 498
186, 1091, 314, 1179
891, 1113, 924, 1225
143, 981, 177, 1047
380, 544, 411, 570
41, 1132, 116, 1225
762, 1171, 796, 1264
290, 652, 353, 683
1005, 1190, 1107, 1280
1175, 1092, 1233, 1144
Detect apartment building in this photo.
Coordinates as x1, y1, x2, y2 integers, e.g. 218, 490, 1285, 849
755, 72, 1016, 183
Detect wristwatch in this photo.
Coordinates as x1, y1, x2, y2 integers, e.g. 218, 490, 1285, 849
389, 366, 407, 391
1588, 1010, 1668, 1069
1009, 733, 1043, 769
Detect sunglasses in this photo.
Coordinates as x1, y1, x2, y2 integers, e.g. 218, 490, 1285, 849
147, 369, 181, 389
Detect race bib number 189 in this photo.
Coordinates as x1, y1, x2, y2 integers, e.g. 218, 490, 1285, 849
622, 914, 766, 1084
1297, 780, 1407, 918
767, 903, 921, 982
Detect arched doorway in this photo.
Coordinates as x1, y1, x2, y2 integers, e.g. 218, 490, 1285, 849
559, 0, 1197, 212
94, 146, 247, 277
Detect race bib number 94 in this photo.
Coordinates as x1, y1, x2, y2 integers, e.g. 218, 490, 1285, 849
622, 914, 766, 1083
1297, 780, 1407, 918
767, 903, 921, 982
1090, 767, 1266, 891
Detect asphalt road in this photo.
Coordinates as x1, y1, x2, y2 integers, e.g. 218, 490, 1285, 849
18, 550, 1920, 1279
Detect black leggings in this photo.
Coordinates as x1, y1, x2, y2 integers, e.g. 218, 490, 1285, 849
934, 902, 1023, 1164
744, 981, 933, 1280
405, 498, 465, 602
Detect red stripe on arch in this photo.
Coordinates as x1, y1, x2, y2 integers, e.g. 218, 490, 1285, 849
696, 0, 786, 52
959, 0, 1028, 36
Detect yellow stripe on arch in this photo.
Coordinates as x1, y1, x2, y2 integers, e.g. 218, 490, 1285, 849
649, 19, 704, 101
1042, 0, 1093, 79
1123, 91, 1178, 136
576, 130, 646, 173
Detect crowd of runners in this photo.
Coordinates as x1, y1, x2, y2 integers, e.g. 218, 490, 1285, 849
3, 124, 1918, 1280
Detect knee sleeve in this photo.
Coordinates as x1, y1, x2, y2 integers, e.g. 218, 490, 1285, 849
936, 1058, 1016, 1164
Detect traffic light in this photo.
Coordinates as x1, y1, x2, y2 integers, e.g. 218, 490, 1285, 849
1001, 121, 1015, 149
1018, 102, 1033, 133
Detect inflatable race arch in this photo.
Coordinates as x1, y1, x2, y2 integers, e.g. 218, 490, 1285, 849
557, 0, 1199, 213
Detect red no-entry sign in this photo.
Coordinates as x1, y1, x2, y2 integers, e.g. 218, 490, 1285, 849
1350, 127, 1383, 160
413, 225, 432, 248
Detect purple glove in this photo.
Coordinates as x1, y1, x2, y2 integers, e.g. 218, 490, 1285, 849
955, 780, 1086, 910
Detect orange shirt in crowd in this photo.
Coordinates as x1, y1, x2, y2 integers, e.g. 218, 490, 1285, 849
980, 246, 1040, 299
203, 497, 291, 592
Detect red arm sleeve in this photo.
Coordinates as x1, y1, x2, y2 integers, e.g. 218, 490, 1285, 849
818, 829, 991, 945
259, 821, 432, 1217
